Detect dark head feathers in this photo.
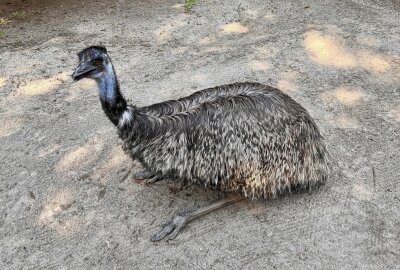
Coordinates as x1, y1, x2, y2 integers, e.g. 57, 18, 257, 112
77, 46, 107, 60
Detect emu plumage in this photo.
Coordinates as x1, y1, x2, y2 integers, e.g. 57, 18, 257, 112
72, 46, 330, 240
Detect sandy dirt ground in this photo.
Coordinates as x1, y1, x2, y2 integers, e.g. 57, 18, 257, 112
1, 0, 399, 269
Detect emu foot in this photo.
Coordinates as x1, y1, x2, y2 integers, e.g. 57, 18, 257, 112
150, 196, 244, 241
132, 170, 154, 180
141, 175, 161, 185
132, 171, 161, 185
151, 214, 189, 241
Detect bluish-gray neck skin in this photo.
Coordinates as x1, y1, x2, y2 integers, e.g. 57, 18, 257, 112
95, 61, 118, 101
95, 60, 128, 126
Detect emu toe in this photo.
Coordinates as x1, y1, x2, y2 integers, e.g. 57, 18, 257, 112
142, 176, 161, 185
132, 170, 155, 180
151, 214, 189, 241
132, 171, 161, 185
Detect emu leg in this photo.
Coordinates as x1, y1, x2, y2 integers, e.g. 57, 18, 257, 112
151, 196, 244, 241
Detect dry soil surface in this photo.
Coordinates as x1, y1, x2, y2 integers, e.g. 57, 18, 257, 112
0, 0, 399, 269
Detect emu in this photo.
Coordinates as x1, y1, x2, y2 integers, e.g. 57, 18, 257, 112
72, 46, 330, 241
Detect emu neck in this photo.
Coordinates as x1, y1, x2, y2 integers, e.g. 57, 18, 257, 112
95, 63, 127, 126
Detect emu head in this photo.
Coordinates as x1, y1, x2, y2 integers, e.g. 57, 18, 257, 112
72, 46, 110, 81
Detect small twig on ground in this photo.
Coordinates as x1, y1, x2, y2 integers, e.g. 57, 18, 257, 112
119, 165, 134, 182
371, 166, 376, 187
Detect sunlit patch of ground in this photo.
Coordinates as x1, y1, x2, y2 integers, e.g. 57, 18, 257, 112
252, 46, 273, 57
99, 146, 128, 171
359, 51, 391, 73
220, 22, 249, 34
12, 71, 69, 97
304, 30, 357, 68
67, 78, 96, 101
55, 136, 104, 173
173, 46, 189, 54
320, 86, 367, 106
276, 69, 299, 94
387, 105, 400, 122
277, 79, 297, 94
171, 3, 184, 9
352, 184, 373, 201
325, 112, 360, 129
91, 146, 130, 184
264, 13, 277, 22
247, 46, 274, 74
199, 36, 216, 45
75, 78, 96, 90
154, 16, 187, 44
0, 77, 7, 89
0, 116, 24, 138
304, 30, 395, 74
333, 114, 360, 129
197, 35, 228, 53
248, 60, 269, 71
38, 190, 81, 235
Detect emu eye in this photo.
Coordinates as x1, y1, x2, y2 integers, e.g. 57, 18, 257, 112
93, 59, 102, 65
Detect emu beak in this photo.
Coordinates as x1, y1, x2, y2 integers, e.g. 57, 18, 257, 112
72, 62, 95, 81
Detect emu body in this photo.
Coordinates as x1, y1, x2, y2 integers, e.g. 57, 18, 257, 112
72, 46, 330, 240
120, 83, 328, 199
